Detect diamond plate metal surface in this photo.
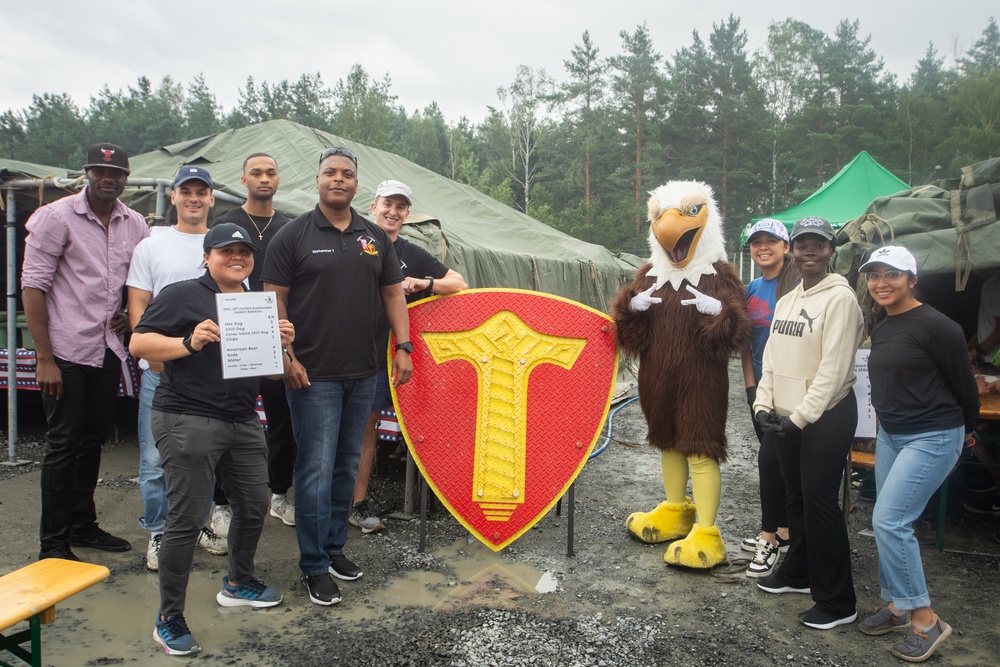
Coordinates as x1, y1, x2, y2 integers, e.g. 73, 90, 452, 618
393, 289, 618, 551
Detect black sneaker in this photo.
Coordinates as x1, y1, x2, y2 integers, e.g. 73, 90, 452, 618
756, 572, 810, 595
799, 605, 858, 630
70, 525, 131, 552
301, 573, 341, 606
962, 494, 1000, 515
38, 545, 81, 561
329, 554, 363, 581
962, 465, 997, 493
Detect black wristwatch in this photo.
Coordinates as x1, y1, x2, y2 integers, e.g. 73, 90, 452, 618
425, 276, 435, 292
395, 341, 414, 354
182, 334, 199, 355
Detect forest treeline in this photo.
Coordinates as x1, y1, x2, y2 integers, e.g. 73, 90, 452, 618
2, 15, 998, 254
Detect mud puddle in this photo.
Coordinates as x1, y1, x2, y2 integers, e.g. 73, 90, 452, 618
29, 537, 557, 664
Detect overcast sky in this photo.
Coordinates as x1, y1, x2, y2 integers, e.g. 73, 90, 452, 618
1, 1, 995, 125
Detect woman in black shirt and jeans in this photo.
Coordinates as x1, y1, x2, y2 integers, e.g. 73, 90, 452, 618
859, 246, 979, 663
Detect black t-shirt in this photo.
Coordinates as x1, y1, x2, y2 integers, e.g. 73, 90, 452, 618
260, 206, 403, 381
212, 207, 291, 291
374, 236, 451, 368
134, 273, 260, 422
869, 304, 980, 434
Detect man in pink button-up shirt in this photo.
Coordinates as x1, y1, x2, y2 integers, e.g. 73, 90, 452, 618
21, 142, 149, 561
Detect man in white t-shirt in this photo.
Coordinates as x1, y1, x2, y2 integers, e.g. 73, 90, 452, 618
127, 166, 227, 570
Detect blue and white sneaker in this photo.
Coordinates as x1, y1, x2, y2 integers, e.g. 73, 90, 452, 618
153, 614, 201, 655
216, 575, 283, 608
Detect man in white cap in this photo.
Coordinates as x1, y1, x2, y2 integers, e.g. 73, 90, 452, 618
22, 142, 149, 561
349, 180, 467, 533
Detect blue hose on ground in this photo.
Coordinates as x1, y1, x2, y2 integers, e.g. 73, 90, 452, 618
589, 395, 639, 460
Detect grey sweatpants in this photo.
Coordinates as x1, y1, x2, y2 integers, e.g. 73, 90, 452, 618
152, 411, 269, 617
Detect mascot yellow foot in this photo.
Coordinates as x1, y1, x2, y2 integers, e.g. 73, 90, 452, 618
626, 498, 696, 544
663, 523, 727, 569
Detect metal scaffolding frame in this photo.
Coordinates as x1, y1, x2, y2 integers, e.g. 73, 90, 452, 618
2, 177, 243, 464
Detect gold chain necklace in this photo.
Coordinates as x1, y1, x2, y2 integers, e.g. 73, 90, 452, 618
242, 205, 275, 240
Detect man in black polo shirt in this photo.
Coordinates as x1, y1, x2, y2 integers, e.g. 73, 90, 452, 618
131, 223, 294, 655
262, 147, 412, 607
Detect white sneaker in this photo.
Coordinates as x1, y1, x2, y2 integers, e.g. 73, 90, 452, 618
746, 538, 780, 578
196, 527, 228, 556
349, 500, 384, 534
270, 495, 295, 526
210, 505, 232, 539
146, 533, 162, 572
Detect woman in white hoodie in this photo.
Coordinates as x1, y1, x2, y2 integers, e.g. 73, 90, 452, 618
753, 216, 864, 631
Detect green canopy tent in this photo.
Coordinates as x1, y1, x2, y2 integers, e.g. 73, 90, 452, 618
738, 151, 909, 248
831, 157, 1000, 340
125, 119, 639, 313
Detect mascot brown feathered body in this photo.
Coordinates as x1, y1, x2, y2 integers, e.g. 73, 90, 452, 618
612, 180, 750, 568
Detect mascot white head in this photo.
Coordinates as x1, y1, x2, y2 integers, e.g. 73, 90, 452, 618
645, 180, 727, 292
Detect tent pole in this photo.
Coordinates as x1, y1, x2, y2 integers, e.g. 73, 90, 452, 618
4, 189, 27, 466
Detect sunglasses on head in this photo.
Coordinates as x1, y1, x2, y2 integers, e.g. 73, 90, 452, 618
864, 270, 907, 282
319, 147, 358, 167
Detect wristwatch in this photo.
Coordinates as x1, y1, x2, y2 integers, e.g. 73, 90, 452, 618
425, 276, 435, 292
395, 341, 414, 354
182, 334, 199, 355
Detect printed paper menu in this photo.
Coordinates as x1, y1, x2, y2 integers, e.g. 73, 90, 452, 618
216, 292, 283, 379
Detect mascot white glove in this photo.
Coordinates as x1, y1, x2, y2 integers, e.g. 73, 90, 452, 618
681, 285, 722, 316
629, 285, 662, 312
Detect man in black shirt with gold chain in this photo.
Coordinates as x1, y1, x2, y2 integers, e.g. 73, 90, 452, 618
214, 153, 297, 527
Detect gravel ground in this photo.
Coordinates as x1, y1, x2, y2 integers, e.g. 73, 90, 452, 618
2, 363, 999, 666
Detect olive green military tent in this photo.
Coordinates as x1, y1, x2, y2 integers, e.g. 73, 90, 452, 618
833, 157, 1000, 283
125, 119, 638, 312
739, 151, 909, 247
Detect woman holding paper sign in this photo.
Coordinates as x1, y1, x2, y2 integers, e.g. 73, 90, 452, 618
130, 222, 295, 656
857, 246, 978, 663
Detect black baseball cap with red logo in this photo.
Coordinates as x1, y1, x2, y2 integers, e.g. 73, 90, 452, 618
83, 143, 131, 174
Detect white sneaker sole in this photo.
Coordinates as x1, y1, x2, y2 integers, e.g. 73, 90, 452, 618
153, 628, 201, 656
270, 508, 295, 526
216, 591, 282, 608
802, 611, 858, 630
757, 582, 811, 594
745, 563, 777, 579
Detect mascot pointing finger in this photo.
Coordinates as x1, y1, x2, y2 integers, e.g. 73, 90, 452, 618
612, 181, 750, 569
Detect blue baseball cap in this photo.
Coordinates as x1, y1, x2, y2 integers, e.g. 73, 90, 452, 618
747, 218, 789, 243
173, 165, 214, 189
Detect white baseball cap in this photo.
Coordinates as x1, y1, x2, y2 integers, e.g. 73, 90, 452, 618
859, 246, 918, 275
747, 218, 789, 243
375, 179, 413, 205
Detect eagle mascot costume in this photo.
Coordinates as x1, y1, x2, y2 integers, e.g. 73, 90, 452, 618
612, 181, 750, 569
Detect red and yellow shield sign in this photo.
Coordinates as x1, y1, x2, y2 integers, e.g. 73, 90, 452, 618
392, 289, 618, 551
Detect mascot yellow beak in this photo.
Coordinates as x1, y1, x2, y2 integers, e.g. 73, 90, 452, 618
651, 204, 708, 268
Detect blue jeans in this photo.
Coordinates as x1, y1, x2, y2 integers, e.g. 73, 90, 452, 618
138, 370, 167, 533
873, 426, 964, 610
288, 377, 375, 576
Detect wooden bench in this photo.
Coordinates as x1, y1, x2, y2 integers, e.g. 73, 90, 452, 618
850, 450, 875, 470
0, 559, 109, 667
